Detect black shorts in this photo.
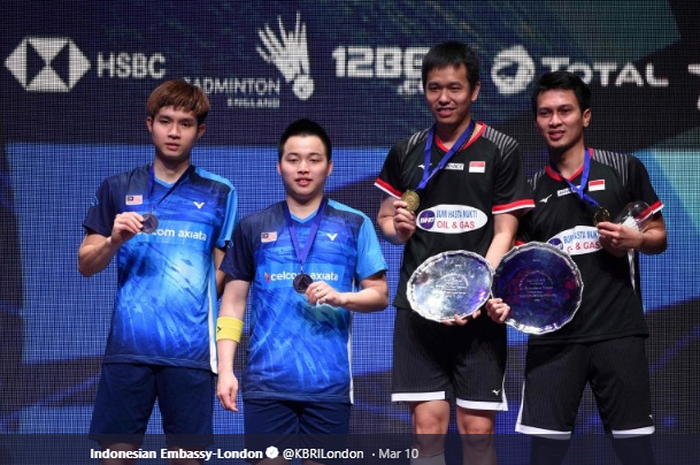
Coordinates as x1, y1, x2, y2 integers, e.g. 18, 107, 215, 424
516, 336, 654, 437
391, 308, 507, 411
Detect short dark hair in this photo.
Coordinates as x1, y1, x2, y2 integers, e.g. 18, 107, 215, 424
278, 118, 332, 161
422, 41, 480, 90
146, 79, 210, 125
531, 71, 591, 114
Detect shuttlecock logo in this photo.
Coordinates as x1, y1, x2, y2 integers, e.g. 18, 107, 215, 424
256, 12, 314, 100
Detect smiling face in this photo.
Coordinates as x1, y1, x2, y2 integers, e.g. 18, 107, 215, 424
146, 105, 205, 165
277, 134, 333, 205
535, 89, 591, 157
424, 63, 480, 137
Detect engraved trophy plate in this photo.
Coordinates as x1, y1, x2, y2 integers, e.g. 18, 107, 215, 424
493, 242, 583, 335
614, 201, 653, 232
407, 250, 493, 323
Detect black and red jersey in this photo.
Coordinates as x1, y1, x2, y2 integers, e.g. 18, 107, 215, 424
376, 124, 534, 309
519, 149, 664, 344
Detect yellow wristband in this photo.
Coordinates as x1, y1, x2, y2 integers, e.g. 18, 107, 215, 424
216, 317, 243, 343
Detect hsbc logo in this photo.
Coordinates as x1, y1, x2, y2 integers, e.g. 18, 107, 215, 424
5, 37, 168, 93
5, 37, 90, 92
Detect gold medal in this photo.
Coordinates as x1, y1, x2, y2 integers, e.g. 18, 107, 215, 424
593, 206, 611, 225
400, 190, 420, 212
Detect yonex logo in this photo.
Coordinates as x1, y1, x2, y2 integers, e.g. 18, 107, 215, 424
5, 37, 90, 92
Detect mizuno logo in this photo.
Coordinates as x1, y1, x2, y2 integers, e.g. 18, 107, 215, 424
492, 389, 501, 396
540, 194, 553, 204
326, 233, 338, 241
194, 201, 205, 209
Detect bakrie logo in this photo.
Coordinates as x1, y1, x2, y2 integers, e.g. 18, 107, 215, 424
256, 12, 314, 100
5, 37, 91, 92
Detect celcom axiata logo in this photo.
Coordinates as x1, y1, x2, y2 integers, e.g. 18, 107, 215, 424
256, 12, 314, 100
5, 37, 90, 92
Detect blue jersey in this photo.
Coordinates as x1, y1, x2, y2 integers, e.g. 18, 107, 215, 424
83, 164, 237, 371
220, 199, 387, 403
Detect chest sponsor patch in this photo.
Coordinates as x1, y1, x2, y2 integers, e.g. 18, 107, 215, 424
588, 179, 606, 191
445, 162, 464, 171
469, 161, 486, 173
416, 204, 487, 234
547, 225, 601, 256
557, 187, 573, 197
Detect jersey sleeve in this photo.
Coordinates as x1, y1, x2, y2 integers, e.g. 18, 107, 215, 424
492, 142, 535, 215
216, 184, 238, 249
374, 142, 407, 199
515, 209, 533, 245
220, 219, 254, 282
629, 156, 663, 215
82, 177, 116, 237
355, 216, 388, 281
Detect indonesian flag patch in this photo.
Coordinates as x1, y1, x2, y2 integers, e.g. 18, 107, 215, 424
588, 179, 606, 191
469, 161, 486, 173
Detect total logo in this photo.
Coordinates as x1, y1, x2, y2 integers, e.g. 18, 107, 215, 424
491, 44, 669, 96
5, 36, 167, 93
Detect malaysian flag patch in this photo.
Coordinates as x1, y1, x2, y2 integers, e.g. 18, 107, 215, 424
126, 195, 143, 205
261, 231, 277, 243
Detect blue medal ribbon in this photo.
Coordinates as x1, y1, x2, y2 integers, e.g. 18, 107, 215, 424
549, 148, 601, 209
283, 198, 327, 273
415, 119, 476, 192
147, 164, 194, 209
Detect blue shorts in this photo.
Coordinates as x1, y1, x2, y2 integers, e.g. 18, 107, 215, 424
89, 363, 214, 447
244, 399, 350, 459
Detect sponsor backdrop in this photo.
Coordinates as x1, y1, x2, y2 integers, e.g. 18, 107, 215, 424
2, 0, 699, 445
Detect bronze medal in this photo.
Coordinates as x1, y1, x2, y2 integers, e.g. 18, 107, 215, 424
293, 273, 314, 293
400, 189, 420, 212
141, 212, 159, 234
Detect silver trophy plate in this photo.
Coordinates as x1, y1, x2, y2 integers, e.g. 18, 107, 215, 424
407, 250, 493, 323
493, 242, 583, 335
614, 201, 653, 232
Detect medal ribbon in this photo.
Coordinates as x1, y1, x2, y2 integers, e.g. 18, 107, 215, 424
549, 148, 601, 209
147, 164, 195, 210
416, 119, 476, 192
283, 198, 327, 272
